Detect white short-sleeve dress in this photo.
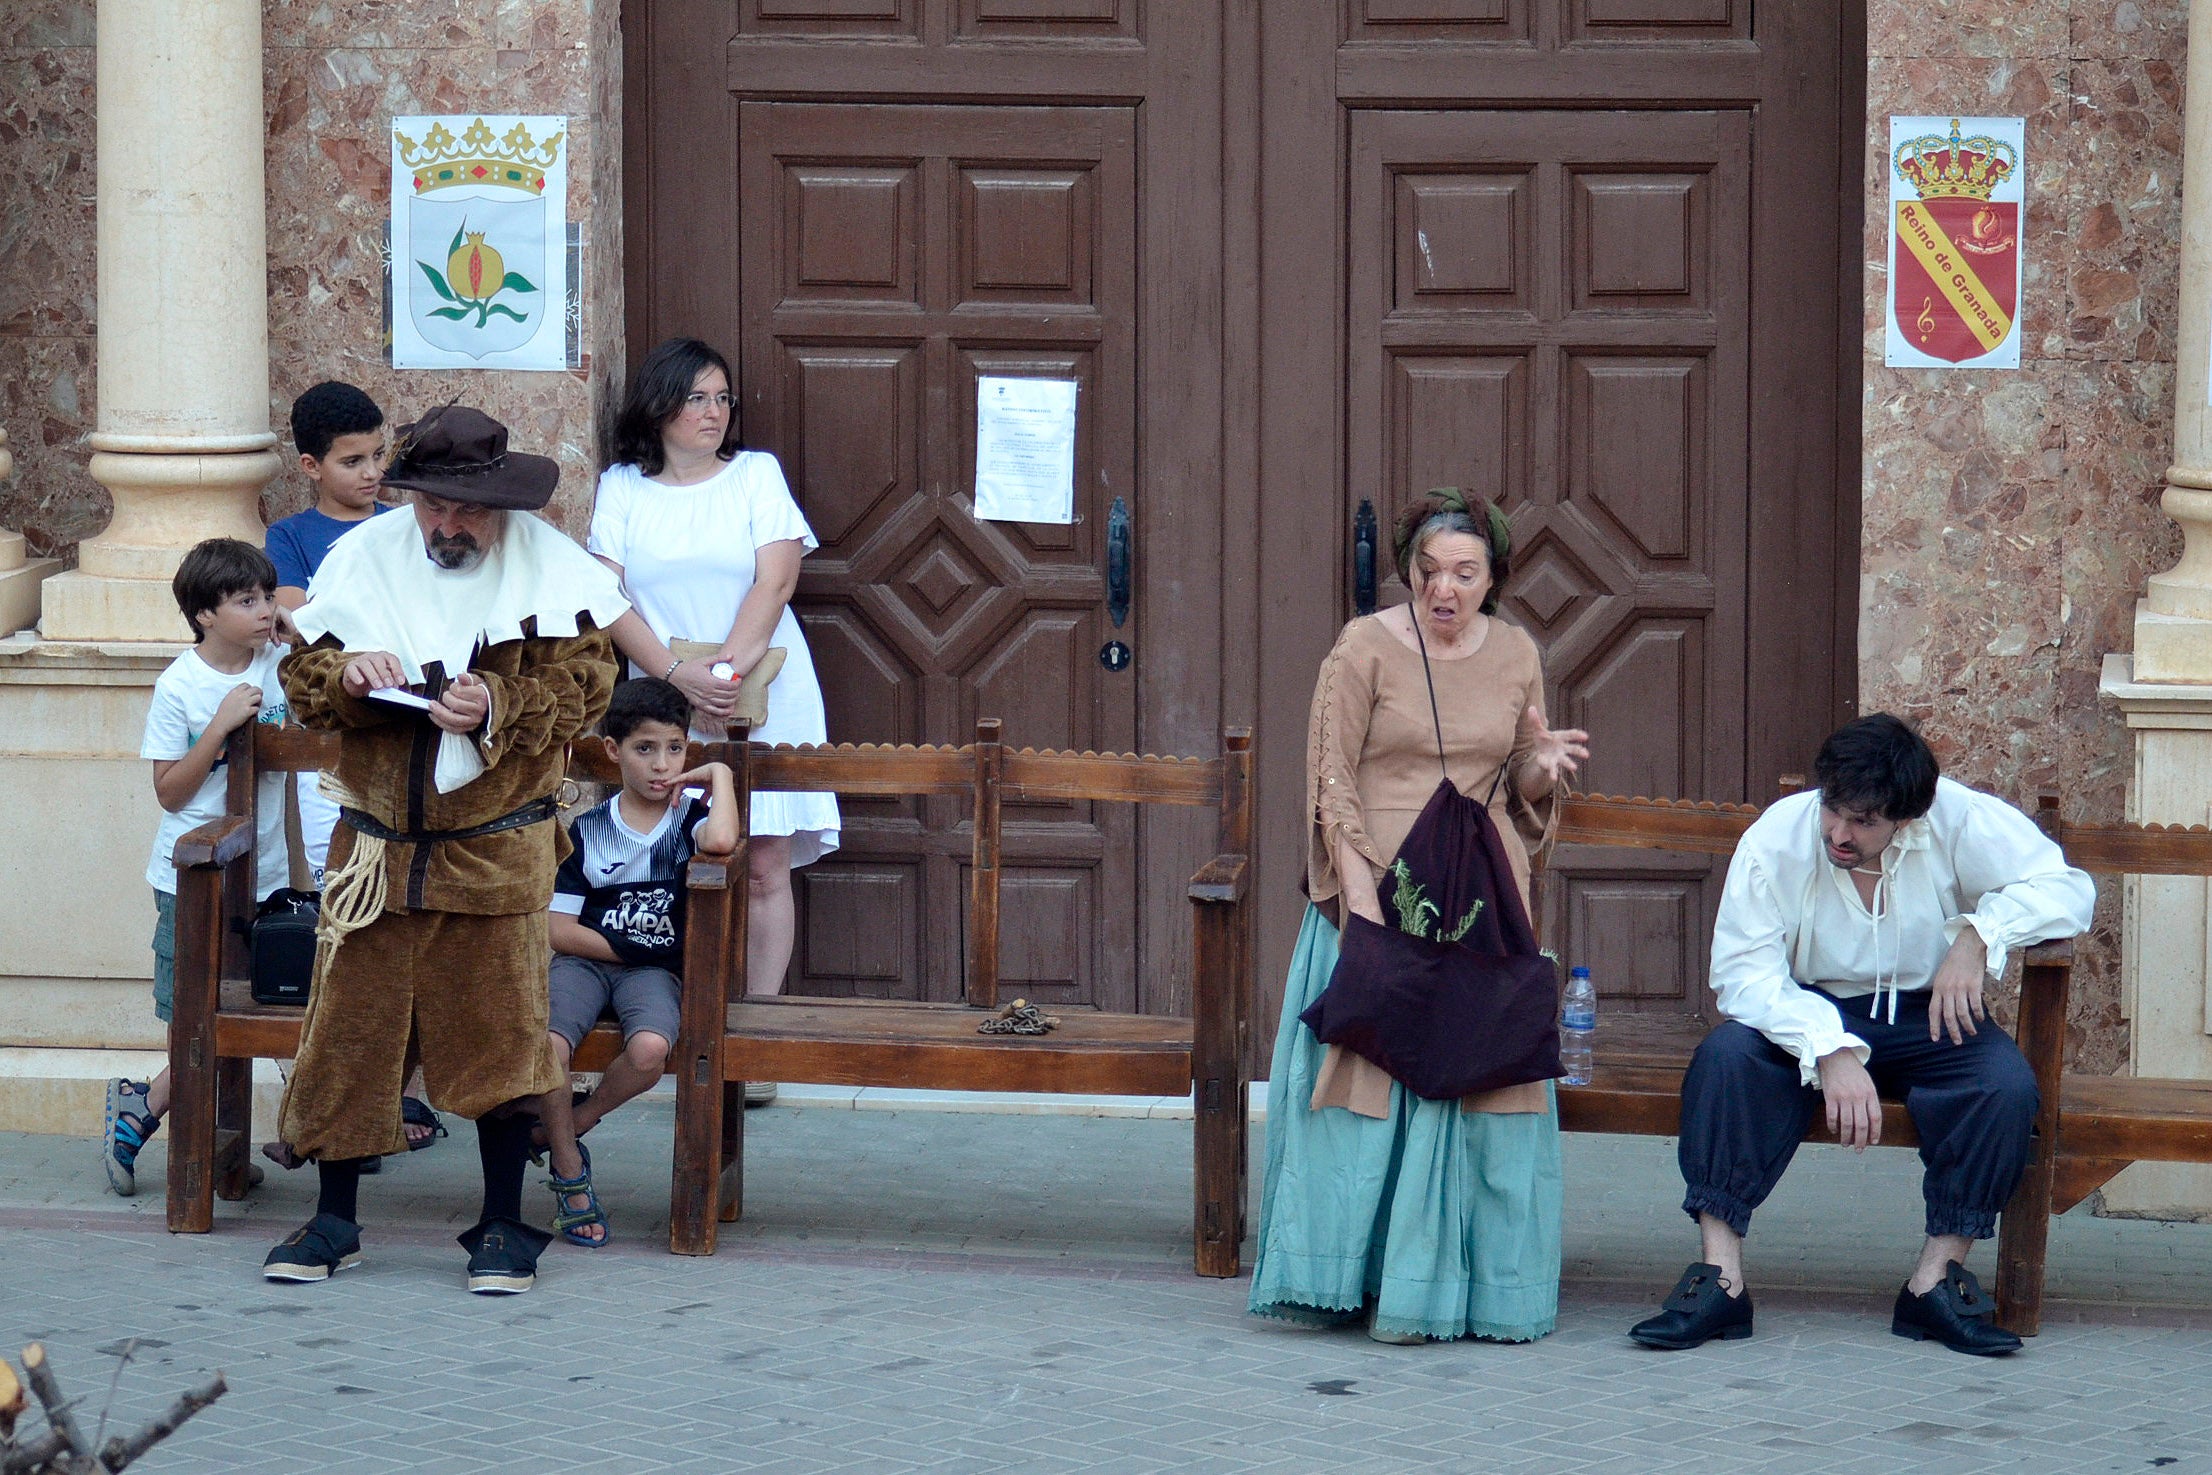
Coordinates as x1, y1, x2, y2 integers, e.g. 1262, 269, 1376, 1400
588, 451, 842, 867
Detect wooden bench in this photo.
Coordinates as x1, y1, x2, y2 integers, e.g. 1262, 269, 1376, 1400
1551, 789, 2212, 1337
164, 718, 1256, 1279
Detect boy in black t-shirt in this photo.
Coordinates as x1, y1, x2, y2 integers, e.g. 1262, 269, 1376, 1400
538, 679, 738, 1245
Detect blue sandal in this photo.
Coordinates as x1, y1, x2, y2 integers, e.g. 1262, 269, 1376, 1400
545, 1142, 608, 1248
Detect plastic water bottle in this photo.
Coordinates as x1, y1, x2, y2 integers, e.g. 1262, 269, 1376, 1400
1560, 966, 1597, 1086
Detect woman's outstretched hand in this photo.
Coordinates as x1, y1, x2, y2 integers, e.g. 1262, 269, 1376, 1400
1519, 705, 1590, 789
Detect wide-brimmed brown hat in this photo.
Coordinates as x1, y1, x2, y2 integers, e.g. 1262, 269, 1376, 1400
382, 403, 559, 510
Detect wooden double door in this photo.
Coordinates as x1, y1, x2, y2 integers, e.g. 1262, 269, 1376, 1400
623, 1, 1861, 1058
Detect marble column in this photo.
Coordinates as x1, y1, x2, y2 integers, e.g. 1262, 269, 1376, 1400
37, 0, 279, 642
0, 430, 62, 637
2097, 0, 2212, 1217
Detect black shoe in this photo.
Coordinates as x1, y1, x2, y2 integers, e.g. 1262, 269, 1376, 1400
1891, 1261, 2021, 1356
458, 1216, 553, 1295
1629, 1263, 1754, 1349
262, 1212, 363, 1283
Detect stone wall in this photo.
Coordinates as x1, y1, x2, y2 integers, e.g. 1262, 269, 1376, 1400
0, 0, 623, 559
1861, 2, 2187, 1073
0, 3, 97, 556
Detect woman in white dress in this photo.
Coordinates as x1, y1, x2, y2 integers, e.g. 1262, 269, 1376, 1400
589, 337, 841, 1025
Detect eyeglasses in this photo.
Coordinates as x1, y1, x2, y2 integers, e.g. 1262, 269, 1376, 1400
682, 392, 734, 413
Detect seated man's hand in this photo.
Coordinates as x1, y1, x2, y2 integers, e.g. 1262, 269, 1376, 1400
1817, 1048, 1880, 1151
429, 671, 491, 735
340, 650, 408, 695
1929, 927, 1989, 1046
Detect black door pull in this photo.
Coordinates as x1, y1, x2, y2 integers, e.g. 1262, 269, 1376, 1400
1107, 496, 1131, 629
1353, 499, 1378, 616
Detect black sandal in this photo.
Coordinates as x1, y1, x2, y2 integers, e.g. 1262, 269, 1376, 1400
401, 1095, 447, 1151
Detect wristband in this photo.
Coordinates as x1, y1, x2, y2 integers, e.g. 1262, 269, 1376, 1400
664, 657, 682, 680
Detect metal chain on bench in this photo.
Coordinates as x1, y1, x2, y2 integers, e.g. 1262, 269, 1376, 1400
978, 998, 1060, 1035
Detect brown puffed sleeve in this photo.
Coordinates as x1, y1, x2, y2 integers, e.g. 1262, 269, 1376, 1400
279, 636, 396, 731
475, 622, 618, 767
1305, 621, 1384, 904
1503, 633, 1561, 855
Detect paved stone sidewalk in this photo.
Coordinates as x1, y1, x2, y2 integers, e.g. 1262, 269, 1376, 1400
7, 1104, 2212, 1473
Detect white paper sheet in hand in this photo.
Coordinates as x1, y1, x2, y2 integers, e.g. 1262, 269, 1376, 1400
973, 376, 1078, 524
367, 687, 434, 710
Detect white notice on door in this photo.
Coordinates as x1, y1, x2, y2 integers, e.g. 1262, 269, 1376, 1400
973, 377, 1077, 525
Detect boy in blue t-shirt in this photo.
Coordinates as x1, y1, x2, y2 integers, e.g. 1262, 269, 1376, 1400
265, 381, 390, 614
536, 678, 738, 1245
106, 539, 294, 1195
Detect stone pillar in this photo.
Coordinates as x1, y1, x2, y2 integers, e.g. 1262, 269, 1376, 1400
37, 0, 279, 642
0, 430, 62, 637
2097, 0, 2212, 1218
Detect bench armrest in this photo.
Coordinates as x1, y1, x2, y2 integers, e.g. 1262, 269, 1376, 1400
2022, 938, 2075, 968
1188, 853, 1249, 905
685, 852, 736, 889
173, 815, 253, 871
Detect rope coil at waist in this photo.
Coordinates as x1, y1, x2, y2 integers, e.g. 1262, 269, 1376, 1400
312, 789, 559, 975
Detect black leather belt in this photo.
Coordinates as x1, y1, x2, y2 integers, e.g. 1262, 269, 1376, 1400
340, 795, 557, 845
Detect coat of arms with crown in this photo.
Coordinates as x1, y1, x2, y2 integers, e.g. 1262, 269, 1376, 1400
390, 116, 569, 369
1886, 116, 2024, 368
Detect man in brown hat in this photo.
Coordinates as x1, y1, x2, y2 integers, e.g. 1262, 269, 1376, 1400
263, 405, 628, 1294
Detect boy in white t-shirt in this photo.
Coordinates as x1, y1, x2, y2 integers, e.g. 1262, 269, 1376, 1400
104, 538, 294, 1196
534, 677, 737, 1245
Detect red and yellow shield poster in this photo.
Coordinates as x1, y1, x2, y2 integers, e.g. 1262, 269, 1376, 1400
1886, 117, 2023, 369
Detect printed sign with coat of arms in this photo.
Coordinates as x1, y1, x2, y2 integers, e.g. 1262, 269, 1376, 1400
1885, 115, 2025, 370
389, 115, 569, 371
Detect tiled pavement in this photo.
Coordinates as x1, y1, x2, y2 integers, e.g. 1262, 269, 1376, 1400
7, 1103, 2212, 1473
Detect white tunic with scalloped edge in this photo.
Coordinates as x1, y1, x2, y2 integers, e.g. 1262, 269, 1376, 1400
588, 451, 840, 866
1709, 779, 2094, 1086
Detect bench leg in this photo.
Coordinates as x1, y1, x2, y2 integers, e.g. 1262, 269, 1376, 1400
165, 867, 223, 1234
213, 1057, 253, 1201
1193, 1073, 1244, 1278
1994, 954, 2070, 1336
718, 1079, 744, 1223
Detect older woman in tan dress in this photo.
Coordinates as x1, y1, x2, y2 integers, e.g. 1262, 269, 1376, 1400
1249, 490, 1588, 1344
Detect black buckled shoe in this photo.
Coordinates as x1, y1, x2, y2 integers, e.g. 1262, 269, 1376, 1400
1629, 1263, 1754, 1350
1891, 1261, 2021, 1356
458, 1216, 554, 1295
262, 1212, 363, 1283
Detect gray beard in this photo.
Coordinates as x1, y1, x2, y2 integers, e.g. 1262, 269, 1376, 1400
425, 534, 486, 572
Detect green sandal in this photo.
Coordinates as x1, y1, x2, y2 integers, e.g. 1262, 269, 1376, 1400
545, 1142, 608, 1248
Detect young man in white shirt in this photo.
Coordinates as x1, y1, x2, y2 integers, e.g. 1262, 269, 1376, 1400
1630, 714, 2093, 1357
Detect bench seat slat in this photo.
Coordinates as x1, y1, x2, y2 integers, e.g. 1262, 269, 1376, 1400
2056, 1077, 2212, 1163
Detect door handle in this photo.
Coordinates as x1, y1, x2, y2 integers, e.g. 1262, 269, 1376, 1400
1353, 499, 1378, 616
1107, 496, 1131, 629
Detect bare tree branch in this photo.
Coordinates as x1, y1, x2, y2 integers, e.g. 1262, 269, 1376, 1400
17, 1349, 88, 1463
95, 1375, 226, 1474
1, 1428, 70, 1475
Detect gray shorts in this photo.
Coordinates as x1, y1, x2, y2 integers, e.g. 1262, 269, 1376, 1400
547, 954, 682, 1051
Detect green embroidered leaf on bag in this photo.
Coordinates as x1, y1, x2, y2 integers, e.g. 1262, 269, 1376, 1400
1439, 897, 1486, 944
1387, 859, 1442, 939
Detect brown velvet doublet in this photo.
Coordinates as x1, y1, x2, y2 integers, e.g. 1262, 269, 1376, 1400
275, 621, 617, 1158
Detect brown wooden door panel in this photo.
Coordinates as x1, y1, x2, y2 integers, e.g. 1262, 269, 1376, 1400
1344, 107, 1753, 1031
741, 100, 1137, 1007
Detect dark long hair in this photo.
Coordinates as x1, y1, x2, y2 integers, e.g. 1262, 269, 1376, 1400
610, 337, 743, 474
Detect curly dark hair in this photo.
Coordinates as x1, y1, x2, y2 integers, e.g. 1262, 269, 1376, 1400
1813, 713, 1940, 822
603, 677, 694, 743
610, 337, 743, 475
1391, 488, 1511, 615
289, 381, 385, 462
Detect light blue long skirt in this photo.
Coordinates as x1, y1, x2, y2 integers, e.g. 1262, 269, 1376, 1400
1247, 905, 1563, 1342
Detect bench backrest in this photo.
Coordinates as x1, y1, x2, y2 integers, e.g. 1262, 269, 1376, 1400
217, 716, 1254, 1010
